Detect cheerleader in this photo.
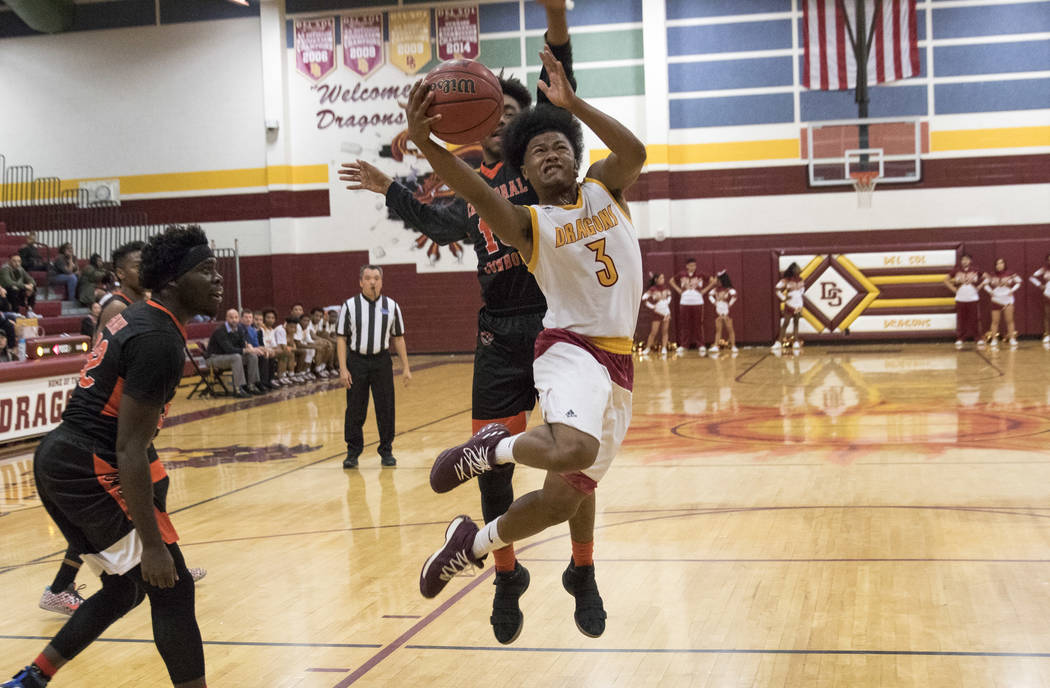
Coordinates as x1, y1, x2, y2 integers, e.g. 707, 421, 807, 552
708, 271, 738, 354
1029, 253, 1050, 345
982, 257, 1022, 347
641, 273, 672, 355
773, 263, 805, 352
943, 253, 983, 348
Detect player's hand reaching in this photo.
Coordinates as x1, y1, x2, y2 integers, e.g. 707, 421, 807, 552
141, 543, 177, 588
404, 80, 441, 148
536, 45, 576, 110
339, 160, 393, 195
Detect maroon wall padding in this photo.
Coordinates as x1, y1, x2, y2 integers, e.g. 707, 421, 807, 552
226, 223, 1048, 352
237, 251, 483, 354
639, 223, 1050, 346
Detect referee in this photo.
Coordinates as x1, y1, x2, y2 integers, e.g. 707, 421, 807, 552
336, 264, 411, 469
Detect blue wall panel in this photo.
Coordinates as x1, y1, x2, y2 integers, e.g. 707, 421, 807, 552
936, 78, 1050, 114
671, 93, 795, 128
668, 19, 792, 56
525, 0, 641, 29
480, 2, 520, 34
800, 85, 928, 120
670, 56, 794, 92
667, 0, 787, 21
933, 3, 1050, 39
935, 40, 1050, 76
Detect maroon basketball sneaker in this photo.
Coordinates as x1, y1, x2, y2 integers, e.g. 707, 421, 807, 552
419, 515, 486, 599
429, 422, 510, 493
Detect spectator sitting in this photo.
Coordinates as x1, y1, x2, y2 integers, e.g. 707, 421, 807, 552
310, 307, 338, 347
0, 332, 13, 362
323, 307, 339, 334
77, 253, 108, 306
80, 301, 102, 337
0, 253, 39, 316
260, 308, 298, 385
297, 312, 335, 379
239, 308, 277, 390
49, 242, 80, 302
206, 308, 266, 398
18, 232, 48, 271
284, 316, 309, 381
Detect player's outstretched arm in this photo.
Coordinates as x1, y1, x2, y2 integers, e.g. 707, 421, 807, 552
536, 0, 577, 107
537, 46, 646, 201
338, 159, 470, 246
405, 81, 532, 257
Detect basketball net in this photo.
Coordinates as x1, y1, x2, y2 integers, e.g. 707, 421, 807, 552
850, 170, 879, 209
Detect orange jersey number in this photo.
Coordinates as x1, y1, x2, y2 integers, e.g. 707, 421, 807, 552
585, 238, 619, 287
478, 218, 500, 255
78, 339, 109, 389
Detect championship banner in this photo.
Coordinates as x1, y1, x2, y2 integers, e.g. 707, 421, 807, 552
436, 6, 479, 61
778, 250, 958, 338
342, 14, 384, 79
0, 370, 79, 444
294, 17, 336, 82
388, 9, 432, 75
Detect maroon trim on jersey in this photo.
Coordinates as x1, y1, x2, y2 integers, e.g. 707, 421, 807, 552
146, 300, 187, 340
479, 161, 503, 180
560, 471, 598, 495
111, 290, 132, 306
535, 328, 634, 392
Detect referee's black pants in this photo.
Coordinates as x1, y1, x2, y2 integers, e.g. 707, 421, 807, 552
345, 351, 395, 458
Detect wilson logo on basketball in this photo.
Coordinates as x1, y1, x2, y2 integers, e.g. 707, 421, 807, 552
428, 77, 477, 95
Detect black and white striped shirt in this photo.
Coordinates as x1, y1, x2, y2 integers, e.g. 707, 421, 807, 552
337, 294, 405, 355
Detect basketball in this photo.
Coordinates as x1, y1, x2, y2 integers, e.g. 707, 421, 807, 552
422, 59, 503, 145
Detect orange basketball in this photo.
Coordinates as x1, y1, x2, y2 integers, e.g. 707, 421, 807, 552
422, 59, 503, 145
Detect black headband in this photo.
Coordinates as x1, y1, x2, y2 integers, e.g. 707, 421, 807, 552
157, 244, 214, 288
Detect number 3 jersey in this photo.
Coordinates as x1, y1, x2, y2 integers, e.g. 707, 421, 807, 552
62, 300, 188, 448
525, 179, 643, 349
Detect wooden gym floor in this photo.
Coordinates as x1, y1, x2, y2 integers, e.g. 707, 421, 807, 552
2, 342, 1050, 687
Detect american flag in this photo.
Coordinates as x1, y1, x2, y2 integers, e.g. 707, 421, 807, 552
801, 0, 920, 91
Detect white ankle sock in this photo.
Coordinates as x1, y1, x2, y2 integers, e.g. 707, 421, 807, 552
494, 435, 518, 465
472, 517, 509, 559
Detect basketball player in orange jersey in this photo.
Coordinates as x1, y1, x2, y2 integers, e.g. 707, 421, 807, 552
341, 1, 591, 644
36, 240, 204, 619
4, 225, 219, 688
407, 48, 645, 641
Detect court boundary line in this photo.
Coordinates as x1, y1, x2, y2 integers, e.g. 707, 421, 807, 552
0, 635, 381, 649
519, 556, 1050, 564
328, 503, 1050, 685
402, 644, 1050, 658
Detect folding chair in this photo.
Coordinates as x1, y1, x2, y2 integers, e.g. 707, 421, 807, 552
185, 341, 230, 399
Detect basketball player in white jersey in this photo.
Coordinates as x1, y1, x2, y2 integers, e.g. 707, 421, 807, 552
407, 47, 645, 627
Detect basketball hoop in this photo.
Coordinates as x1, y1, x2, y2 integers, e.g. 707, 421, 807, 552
850, 170, 879, 209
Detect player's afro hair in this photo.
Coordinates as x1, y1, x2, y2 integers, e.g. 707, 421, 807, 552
111, 240, 145, 269
498, 74, 531, 110
140, 224, 209, 291
502, 104, 584, 174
